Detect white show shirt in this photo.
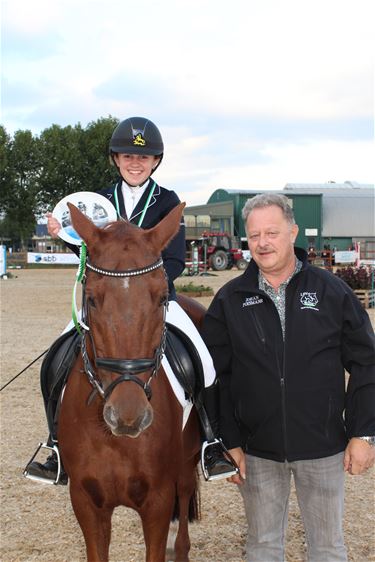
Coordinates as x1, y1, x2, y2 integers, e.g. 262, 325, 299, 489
121, 179, 150, 220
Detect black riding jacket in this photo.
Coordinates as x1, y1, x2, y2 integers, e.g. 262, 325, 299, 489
202, 248, 375, 462
67, 178, 185, 299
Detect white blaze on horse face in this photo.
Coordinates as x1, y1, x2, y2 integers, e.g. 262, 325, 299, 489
122, 278, 130, 290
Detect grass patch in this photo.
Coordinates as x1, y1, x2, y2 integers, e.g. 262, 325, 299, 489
175, 281, 214, 296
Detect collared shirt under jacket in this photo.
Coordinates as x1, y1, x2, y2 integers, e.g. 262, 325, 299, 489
202, 247, 375, 462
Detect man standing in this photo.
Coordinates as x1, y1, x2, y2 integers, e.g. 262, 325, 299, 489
202, 193, 375, 562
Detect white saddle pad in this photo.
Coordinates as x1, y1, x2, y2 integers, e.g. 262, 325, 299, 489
162, 356, 194, 430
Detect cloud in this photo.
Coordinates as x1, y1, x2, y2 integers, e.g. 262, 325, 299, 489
1, 0, 373, 206
157, 137, 374, 206
3, 0, 373, 125
1, 29, 62, 61
2, 0, 62, 34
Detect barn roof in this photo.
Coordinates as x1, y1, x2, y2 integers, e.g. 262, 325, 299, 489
284, 182, 374, 236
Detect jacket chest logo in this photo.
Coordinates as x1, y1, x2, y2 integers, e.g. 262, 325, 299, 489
242, 296, 264, 307
300, 292, 319, 311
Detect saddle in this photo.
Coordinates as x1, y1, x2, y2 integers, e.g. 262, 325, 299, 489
40, 328, 81, 441
165, 322, 204, 400
41, 324, 204, 439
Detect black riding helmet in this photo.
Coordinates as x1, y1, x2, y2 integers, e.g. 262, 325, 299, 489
110, 116, 164, 177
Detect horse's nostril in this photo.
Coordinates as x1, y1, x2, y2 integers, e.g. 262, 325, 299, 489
103, 405, 118, 428
142, 408, 153, 430
103, 402, 153, 437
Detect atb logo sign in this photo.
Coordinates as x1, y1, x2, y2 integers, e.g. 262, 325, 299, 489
34, 255, 57, 263
300, 292, 319, 311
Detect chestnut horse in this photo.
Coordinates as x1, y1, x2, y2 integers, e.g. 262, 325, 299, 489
59, 202, 201, 562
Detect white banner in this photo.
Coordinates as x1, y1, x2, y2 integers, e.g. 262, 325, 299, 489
27, 252, 80, 265
334, 251, 357, 264
0, 245, 6, 276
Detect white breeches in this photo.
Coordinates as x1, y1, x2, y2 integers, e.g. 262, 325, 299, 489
166, 300, 216, 387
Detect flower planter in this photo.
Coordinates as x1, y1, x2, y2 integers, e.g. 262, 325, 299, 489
175, 283, 214, 298
176, 290, 214, 298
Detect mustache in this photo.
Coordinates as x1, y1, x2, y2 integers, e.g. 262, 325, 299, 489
257, 246, 273, 253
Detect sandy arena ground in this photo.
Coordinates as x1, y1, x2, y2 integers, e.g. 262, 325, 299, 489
0, 268, 374, 562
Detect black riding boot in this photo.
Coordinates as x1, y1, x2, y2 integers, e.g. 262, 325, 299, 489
196, 382, 239, 481
24, 436, 68, 485
24, 392, 68, 485
24, 330, 80, 486
27, 398, 68, 485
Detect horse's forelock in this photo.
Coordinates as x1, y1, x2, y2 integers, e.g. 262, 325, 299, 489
100, 220, 140, 242
91, 220, 152, 258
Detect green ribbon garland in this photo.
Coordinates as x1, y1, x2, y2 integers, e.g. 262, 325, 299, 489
72, 242, 89, 334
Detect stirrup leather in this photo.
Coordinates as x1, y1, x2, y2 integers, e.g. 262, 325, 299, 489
23, 442, 63, 485
201, 438, 239, 481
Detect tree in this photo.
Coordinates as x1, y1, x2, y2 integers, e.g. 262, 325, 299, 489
36, 124, 85, 213
0, 128, 40, 249
36, 117, 119, 212
0, 116, 121, 249
80, 116, 119, 192
0, 125, 12, 215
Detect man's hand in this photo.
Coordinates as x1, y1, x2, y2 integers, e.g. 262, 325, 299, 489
344, 438, 375, 475
227, 447, 246, 484
46, 212, 61, 238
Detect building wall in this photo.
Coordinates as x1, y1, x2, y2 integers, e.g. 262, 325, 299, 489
284, 184, 374, 237
184, 200, 234, 240
291, 194, 322, 250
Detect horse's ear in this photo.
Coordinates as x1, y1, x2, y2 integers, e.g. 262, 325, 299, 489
146, 202, 186, 252
67, 202, 100, 245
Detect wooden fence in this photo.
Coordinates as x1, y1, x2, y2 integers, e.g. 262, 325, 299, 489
354, 289, 375, 309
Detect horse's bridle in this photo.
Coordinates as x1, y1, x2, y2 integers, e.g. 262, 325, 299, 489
80, 256, 167, 403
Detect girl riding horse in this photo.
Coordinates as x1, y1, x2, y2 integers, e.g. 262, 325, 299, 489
25, 116, 238, 485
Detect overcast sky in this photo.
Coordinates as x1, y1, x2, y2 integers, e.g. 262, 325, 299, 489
1, 0, 374, 205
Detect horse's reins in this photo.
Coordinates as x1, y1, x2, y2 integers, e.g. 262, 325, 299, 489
0, 349, 49, 392
80, 255, 168, 404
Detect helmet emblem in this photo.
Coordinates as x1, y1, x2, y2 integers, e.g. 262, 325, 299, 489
133, 133, 146, 147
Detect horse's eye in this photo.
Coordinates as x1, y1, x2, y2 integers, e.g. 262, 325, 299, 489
87, 296, 96, 308
160, 295, 168, 306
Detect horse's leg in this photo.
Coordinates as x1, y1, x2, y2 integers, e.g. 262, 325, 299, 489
174, 412, 201, 562
140, 489, 175, 562
69, 482, 113, 562
173, 465, 199, 562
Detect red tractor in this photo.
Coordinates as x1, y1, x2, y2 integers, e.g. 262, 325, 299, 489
197, 232, 248, 271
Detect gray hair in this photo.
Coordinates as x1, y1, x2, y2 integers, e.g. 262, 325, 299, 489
242, 193, 295, 226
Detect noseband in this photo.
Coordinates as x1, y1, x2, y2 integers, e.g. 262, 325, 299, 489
80, 256, 167, 403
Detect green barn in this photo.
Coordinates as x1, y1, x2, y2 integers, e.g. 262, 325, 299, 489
206, 189, 322, 250
185, 188, 322, 250
184, 182, 374, 258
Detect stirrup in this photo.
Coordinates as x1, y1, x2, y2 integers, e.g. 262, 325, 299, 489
201, 438, 239, 481
23, 442, 63, 485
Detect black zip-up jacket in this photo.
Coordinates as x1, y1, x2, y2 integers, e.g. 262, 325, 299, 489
66, 178, 185, 299
202, 248, 375, 462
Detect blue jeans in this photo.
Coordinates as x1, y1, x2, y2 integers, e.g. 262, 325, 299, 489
239, 453, 347, 562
